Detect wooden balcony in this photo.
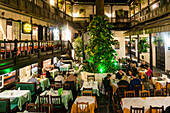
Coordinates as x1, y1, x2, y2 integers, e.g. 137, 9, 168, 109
131, 1, 170, 26
0, 0, 73, 24
0, 40, 73, 74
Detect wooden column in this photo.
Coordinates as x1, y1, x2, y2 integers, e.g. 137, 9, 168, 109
130, 35, 132, 59
96, 0, 104, 16
57, 0, 59, 9
137, 35, 140, 62
71, 3, 73, 17
92, 4, 94, 16
82, 30, 85, 61
111, 5, 113, 23
64, 0, 66, 14
149, 33, 153, 70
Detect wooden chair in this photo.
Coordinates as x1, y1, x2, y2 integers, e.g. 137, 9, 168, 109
150, 106, 164, 113
51, 81, 63, 90
51, 95, 63, 111
133, 84, 142, 97
124, 91, 135, 98
153, 73, 161, 77
38, 95, 50, 110
63, 82, 71, 90
117, 85, 128, 99
166, 82, 170, 96
26, 103, 38, 112
82, 90, 93, 96
154, 90, 166, 96
0, 99, 10, 113
87, 75, 95, 81
77, 102, 90, 113
130, 106, 144, 113
40, 103, 53, 113
112, 96, 123, 113
139, 90, 150, 97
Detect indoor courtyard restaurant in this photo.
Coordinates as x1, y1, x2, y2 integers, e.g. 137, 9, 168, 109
0, 0, 170, 113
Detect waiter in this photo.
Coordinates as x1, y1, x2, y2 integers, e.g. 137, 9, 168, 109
56, 58, 64, 71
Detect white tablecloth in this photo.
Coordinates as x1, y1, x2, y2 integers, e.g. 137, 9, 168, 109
49, 69, 59, 78
60, 64, 71, 71
0, 90, 30, 102
80, 81, 98, 90
121, 97, 170, 112
74, 96, 95, 105
152, 77, 167, 87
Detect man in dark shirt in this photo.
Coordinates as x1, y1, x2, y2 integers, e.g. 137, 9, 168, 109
116, 69, 124, 80
130, 73, 141, 90
140, 60, 148, 69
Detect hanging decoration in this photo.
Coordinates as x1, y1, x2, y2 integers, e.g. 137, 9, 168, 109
117, 8, 125, 17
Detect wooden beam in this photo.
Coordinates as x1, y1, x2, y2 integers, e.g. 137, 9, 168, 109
149, 33, 153, 70
130, 35, 132, 59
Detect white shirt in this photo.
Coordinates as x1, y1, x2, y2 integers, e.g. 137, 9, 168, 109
54, 75, 64, 84
57, 60, 64, 67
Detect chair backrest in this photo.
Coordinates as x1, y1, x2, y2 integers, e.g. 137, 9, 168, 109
154, 90, 166, 97
50, 95, 62, 108
0, 99, 10, 113
153, 73, 161, 77
139, 90, 150, 97
118, 85, 128, 99
77, 102, 90, 113
150, 106, 164, 113
166, 82, 170, 96
112, 96, 116, 113
26, 103, 38, 112
133, 84, 142, 97
39, 95, 50, 104
130, 106, 144, 113
63, 82, 71, 90
51, 81, 63, 90
40, 103, 53, 113
82, 90, 93, 96
87, 75, 95, 81
16, 82, 36, 94
124, 91, 135, 98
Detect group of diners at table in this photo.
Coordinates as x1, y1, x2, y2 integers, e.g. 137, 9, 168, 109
0, 58, 170, 113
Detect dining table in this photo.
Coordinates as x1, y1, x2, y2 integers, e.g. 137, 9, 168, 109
60, 64, 71, 72
121, 96, 170, 113
0, 90, 31, 111
150, 77, 170, 90
137, 68, 147, 79
80, 81, 99, 96
35, 89, 73, 109
71, 96, 97, 113
36, 78, 50, 91
49, 69, 59, 78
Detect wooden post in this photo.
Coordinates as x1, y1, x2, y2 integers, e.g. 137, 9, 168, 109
149, 33, 153, 70
111, 5, 113, 23
130, 35, 132, 59
137, 35, 140, 62
82, 30, 85, 61
96, 0, 104, 16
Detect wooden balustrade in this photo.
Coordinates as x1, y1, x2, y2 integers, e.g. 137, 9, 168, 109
0, 40, 72, 60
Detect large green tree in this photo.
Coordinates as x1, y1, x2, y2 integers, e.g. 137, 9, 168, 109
85, 16, 118, 73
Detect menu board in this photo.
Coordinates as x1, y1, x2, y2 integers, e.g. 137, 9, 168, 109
58, 88, 63, 96
19, 65, 31, 78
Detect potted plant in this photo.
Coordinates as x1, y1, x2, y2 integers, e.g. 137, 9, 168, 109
138, 37, 149, 53
85, 15, 118, 73
153, 36, 163, 46
73, 36, 84, 62
117, 8, 125, 17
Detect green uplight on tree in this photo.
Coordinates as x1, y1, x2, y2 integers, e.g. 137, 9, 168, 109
100, 68, 103, 73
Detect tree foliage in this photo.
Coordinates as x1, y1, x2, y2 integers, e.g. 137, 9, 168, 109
85, 16, 118, 73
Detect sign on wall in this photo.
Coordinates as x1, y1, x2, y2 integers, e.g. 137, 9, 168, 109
22, 22, 32, 34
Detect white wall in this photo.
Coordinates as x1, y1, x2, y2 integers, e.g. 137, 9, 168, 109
112, 31, 126, 59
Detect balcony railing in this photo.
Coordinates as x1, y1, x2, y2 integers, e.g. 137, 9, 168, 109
0, 40, 72, 61
0, 0, 73, 23
73, 17, 130, 23
131, 1, 170, 26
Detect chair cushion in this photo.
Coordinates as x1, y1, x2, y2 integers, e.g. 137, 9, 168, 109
0, 101, 7, 112
10, 104, 18, 110
53, 106, 62, 109
16, 83, 35, 94
31, 92, 35, 95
